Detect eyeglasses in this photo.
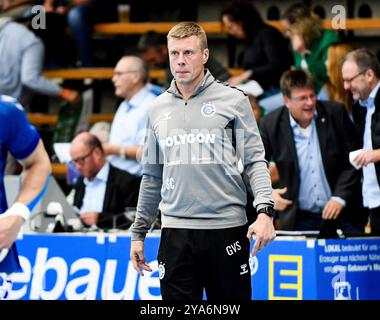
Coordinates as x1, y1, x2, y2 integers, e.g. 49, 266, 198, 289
113, 70, 139, 77
290, 93, 317, 103
343, 69, 368, 84
71, 148, 94, 165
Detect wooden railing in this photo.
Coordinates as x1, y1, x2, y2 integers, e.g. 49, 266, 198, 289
93, 18, 380, 35
52, 163, 67, 177
94, 21, 225, 35
43, 68, 166, 80
43, 67, 243, 80
27, 113, 114, 126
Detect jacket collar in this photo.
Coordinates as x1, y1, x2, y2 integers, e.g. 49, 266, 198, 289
167, 69, 214, 99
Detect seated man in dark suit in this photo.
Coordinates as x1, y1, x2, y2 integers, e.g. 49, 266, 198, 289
259, 69, 368, 237
70, 132, 141, 230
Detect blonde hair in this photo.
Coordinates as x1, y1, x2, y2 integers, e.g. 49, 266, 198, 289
282, 4, 323, 48
167, 22, 208, 50
291, 12, 322, 48
325, 43, 354, 114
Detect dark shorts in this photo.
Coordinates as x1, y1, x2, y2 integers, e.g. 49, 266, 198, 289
157, 224, 252, 300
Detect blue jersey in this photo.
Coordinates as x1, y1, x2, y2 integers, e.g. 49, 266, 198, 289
0, 95, 40, 274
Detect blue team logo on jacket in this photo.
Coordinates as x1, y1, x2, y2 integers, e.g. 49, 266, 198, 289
201, 103, 216, 117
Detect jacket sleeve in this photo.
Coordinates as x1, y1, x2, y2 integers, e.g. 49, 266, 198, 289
258, 117, 272, 163
21, 39, 62, 96
247, 29, 285, 78
330, 103, 362, 201
130, 118, 163, 241
234, 96, 274, 211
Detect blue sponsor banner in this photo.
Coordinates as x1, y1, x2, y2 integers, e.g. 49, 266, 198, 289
103, 234, 160, 300
315, 238, 380, 300
251, 239, 317, 300
12, 234, 107, 300
10, 233, 161, 300
7, 234, 380, 300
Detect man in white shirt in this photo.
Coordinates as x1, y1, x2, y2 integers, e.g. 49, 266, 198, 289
342, 48, 380, 235
103, 56, 158, 176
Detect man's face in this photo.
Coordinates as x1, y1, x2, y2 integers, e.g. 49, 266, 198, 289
112, 58, 138, 99
70, 144, 98, 179
284, 87, 317, 128
342, 60, 371, 101
167, 35, 209, 88
142, 46, 168, 67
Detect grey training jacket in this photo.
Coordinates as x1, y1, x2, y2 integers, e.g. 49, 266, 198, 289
131, 70, 273, 240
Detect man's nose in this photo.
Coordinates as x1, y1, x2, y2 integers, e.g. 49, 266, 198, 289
176, 53, 186, 64
343, 81, 350, 91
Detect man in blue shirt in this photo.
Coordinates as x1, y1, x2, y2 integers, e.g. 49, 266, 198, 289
260, 70, 367, 235
103, 56, 158, 177
0, 95, 51, 298
342, 48, 380, 236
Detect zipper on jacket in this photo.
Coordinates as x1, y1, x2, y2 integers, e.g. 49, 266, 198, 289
183, 100, 188, 122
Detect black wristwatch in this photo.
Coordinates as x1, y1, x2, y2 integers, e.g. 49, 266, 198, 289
257, 206, 275, 219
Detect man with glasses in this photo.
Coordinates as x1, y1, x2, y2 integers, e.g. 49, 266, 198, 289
259, 69, 367, 235
342, 48, 380, 236
103, 55, 158, 177
70, 132, 140, 229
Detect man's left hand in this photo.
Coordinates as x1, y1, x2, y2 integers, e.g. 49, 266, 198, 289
247, 214, 276, 257
80, 212, 99, 227
322, 199, 344, 220
354, 149, 380, 167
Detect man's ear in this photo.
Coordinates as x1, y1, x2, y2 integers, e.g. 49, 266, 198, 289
202, 48, 209, 65
283, 96, 291, 109
366, 68, 376, 83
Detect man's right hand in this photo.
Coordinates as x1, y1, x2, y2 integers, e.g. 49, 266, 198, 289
272, 187, 293, 211
0, 215, 24, 249
80, 211, 99, 227
60, 88, 80, 104
130, 240, 152, 276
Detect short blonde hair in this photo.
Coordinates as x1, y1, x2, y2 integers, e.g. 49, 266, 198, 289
167, 22, 208, 50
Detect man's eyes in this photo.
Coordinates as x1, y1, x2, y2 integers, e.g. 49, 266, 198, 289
169, 51, 194, 57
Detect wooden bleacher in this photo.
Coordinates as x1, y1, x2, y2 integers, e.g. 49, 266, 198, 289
43, 67, 243, 80
35, 68, 243, 127
42, 17, 380, 178
43, 68, 164, 80
27, 112, 114, 126
93, 18, 380, 35
52, 163, 67, 177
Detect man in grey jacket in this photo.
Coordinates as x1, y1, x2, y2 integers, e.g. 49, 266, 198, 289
130, 22, 275, 300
